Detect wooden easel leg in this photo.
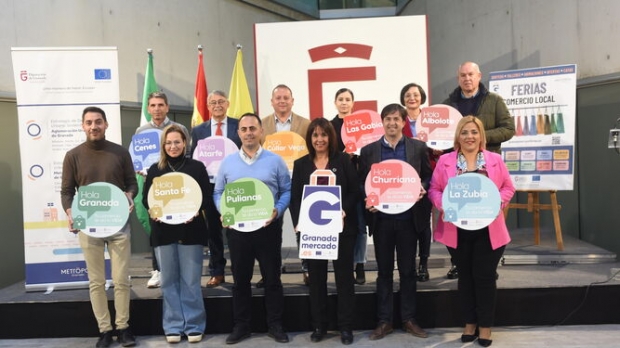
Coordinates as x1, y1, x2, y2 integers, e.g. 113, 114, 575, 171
550, 191, 564, 251
532, 192, 541, 245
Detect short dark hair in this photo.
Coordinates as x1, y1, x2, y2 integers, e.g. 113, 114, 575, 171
239, 112, 262, 126
148, 91, 168, 105
399, 83, 427, 105
334, 88, 354, 101
305, 118, 338, 159
82, 106, 107, 122
272, 84, 293, 97
380, 103, 407, 121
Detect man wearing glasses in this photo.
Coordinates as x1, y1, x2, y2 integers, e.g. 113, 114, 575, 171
190, 91, 241, 288
135, 91, 190, 289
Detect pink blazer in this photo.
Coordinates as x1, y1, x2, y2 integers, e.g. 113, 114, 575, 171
428, 150, 515, 250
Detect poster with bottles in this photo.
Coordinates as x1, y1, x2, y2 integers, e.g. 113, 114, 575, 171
489, 64, 576, 190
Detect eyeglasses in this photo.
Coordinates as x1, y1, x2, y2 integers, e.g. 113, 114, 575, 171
164, 140, 184, 147
208, 100, 227, 106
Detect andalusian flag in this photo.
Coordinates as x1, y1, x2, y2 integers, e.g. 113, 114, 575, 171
191, 46, 209, 128
228, 45, 254, 118
140, 49, 158, 126
135, 49, 159, 234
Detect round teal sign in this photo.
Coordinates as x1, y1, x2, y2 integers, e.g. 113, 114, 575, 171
70, 182, 130, 238
441, 173, 501, 231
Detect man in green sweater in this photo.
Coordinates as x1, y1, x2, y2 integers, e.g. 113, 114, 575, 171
61, 106, 138, 348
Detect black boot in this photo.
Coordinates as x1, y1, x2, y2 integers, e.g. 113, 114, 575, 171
355, 263, 366, 285
447, 264, 458, 279
417, 264, 429, 282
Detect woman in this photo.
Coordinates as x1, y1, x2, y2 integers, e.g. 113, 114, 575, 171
330, 88, 368, 285
290, 118, 359, 345
399, 83, 434, 282
428, 116, 515, 347
143, 124, 211, 344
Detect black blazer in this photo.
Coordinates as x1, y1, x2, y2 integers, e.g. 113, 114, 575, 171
358, 136, 432, 235
290, 151, 360, 236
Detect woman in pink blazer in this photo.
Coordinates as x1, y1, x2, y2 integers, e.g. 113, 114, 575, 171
428, 116, 515, 347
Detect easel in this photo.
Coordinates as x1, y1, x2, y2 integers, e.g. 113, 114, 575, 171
503, 190, 564, 251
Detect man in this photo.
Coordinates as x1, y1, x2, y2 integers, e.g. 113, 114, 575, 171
260, 84, 310, 285
136, 91, 191, 154
443, 61, 515, 279
214, 113, 291, 345
190, 90, 241, 288
61, 107, 138, 348
359, 103, 432, 341
135, 91, 190, 289
261, 84, 310, 143
443, 61, 515, 154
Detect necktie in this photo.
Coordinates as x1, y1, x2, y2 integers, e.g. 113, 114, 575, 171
216, 122, 223, 136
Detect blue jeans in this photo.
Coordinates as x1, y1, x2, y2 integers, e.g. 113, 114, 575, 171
155, 244, 206, 335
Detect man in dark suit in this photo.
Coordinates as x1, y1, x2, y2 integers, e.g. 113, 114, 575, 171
358, 103, 432, 341
190, 90, 241, 288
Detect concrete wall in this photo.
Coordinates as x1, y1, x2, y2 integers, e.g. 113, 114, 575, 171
0, 0, 288, 105
2, 0, 620, 287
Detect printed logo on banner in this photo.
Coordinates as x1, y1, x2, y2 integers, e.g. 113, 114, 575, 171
94, 69, 111, 80
298, 185, 342, 260
20, 70, 28, 81
307, 43, 378, 119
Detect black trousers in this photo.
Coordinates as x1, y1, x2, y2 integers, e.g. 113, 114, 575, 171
227, 220, 284, 329
206, 182, 226, 276
307, 233, 356, 331
373, 218, 418, 323
447, 228, 505, 327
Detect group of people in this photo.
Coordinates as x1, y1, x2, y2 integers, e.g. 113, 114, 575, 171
60, 61, 515, 347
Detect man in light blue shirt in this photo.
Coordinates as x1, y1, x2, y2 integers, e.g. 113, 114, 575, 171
214, 113, 291, 345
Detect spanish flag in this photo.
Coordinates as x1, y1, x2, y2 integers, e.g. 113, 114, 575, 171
228, 45, 254, 118
191, 46, 209, 128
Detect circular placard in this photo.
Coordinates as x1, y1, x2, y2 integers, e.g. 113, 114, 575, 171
364, 159, 422, 214
417, 104, 462, 150
70, 182, 130, 238
192, 135, 240, 183
147, 172, 203, 225
263, 131, 308, 173
129, 129, 162, 173
220, 177, 275, 232
340, 109, 385, 155
441, 173, 501, 230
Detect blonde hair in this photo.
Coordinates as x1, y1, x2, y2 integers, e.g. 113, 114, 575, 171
453, 116, 486, 152
157, 124, 187, 170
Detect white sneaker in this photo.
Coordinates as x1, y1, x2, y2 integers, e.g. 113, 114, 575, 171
166, 334, 181, 343
188, 333, 203, 343
147, 270, 161, 288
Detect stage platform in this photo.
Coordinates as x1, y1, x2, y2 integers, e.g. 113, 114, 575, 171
2, 228, 620, 339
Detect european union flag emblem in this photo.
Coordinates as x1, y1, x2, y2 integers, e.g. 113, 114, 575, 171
382, 204, 389, 209
316, 251, 322, 256
94, 69, 111, 80
89, 228, 97, 232
239, 223, 245, 228
166, 215, 172, 220
461, 221, 468, 225
532, 175, 541, 182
